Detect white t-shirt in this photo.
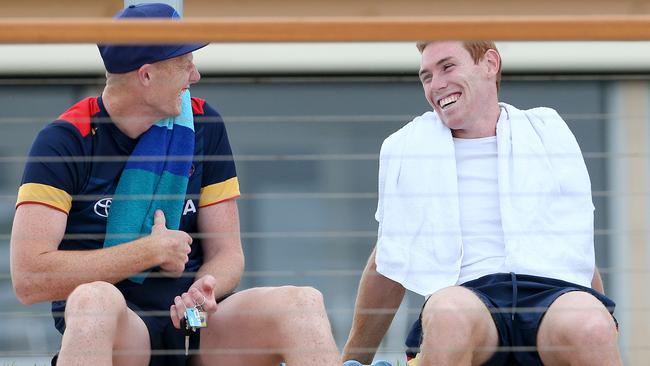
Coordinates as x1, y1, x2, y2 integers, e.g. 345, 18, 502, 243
453, 136, 506, 285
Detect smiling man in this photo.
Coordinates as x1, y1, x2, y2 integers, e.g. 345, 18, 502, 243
9, 3, 340, 366
342, 41, 622, 366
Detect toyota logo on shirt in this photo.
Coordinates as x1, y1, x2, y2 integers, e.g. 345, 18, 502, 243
94, 198, 112, 218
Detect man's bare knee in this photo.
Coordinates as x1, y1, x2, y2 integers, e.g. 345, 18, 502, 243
421, 287, 495, 347
544, 293, 613, 335
67, 281, 125, 308
577, 312, 617, 345
65, 281, 127, 328
418, 286, 497, 365
258, 285, 330, 338
539, 291, 618, 364
423, 287, 486, 328
268, 285, 326, 313
557, 306, 617, 349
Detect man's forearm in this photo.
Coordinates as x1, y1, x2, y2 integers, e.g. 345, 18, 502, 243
195, 199, 245, 300
343, 248, 405, 363
195, 247, 244, 299
13, 236, 161, 304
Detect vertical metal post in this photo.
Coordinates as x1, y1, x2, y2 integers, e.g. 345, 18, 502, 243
123, 0, 184, 16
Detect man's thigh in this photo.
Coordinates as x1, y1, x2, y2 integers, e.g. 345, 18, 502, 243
192, 287, 287, 366
193, 286, 340, 366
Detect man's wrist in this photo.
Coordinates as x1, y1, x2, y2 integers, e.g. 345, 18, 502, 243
138, 235, 164, 266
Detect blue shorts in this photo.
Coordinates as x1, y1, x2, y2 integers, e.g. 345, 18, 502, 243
53, 300, 200, 366
405, 273, 617, 365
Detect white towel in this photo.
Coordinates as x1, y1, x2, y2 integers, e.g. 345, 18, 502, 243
375, 103, 595, 296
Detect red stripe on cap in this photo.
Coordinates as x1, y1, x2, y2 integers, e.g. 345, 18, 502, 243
58, 97, 100, 137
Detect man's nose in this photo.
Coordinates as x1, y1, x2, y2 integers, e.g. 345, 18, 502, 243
189, 64, 201, 84
430, 75, 447, 91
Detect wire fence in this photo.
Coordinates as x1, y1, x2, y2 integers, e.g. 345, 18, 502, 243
1, 14, 649, 366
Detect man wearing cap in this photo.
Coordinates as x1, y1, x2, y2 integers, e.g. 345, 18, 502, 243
9, 3, 340, 366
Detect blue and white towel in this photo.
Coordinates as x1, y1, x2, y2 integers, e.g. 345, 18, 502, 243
104, 90, 195, 283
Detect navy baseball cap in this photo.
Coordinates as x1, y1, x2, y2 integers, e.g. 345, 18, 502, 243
98, 3, 208, 74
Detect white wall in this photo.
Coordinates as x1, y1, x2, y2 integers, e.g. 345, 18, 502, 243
2, 41, 650, 75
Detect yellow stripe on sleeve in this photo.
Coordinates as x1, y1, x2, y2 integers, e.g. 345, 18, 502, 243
199, 177, 240, 207
16, 183, 72, 214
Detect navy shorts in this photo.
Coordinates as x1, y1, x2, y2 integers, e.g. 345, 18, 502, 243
53, 300, 200, 366
405, 273, 616, 365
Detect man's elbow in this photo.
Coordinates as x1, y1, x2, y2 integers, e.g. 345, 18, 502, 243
11, 269, 51, 305
12, 279, 40, 305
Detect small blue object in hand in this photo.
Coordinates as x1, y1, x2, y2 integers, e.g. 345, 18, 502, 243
185, 307, 203, 328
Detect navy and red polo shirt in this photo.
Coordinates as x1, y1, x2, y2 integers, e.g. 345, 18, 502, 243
16, 96, 240, 316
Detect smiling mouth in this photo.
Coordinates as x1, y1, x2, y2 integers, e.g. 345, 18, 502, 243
438, 93, 461, 109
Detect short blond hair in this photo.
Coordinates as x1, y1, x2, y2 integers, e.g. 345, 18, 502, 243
416, 41, 502, 91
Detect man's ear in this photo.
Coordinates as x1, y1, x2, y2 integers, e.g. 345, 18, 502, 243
136, 64, 153, 85
484, 49, 501, 78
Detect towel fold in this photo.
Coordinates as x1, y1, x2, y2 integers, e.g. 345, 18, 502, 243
375, 103, 595, 296
104, 90, 195, 284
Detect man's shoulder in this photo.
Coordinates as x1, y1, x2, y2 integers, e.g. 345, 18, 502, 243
525, 106, 565, 125
191, 97, 221, 117
191, 97, 225, 132
382, 111, 437, 148
501, 102, 565, 125
56, 97, 101, 137
28, 97, 101, 155
501, 102, 577, 150
191, 97, 206, 115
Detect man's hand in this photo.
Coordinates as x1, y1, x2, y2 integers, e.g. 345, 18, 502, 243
151, 209, 192, 277
170, 274, 219, 329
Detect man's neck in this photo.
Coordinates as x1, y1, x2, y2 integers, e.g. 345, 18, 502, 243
451, 102, 501, 139
102, 87, 160, 139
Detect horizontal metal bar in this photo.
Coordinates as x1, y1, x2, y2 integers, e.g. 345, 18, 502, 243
2, 16, 650, 43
